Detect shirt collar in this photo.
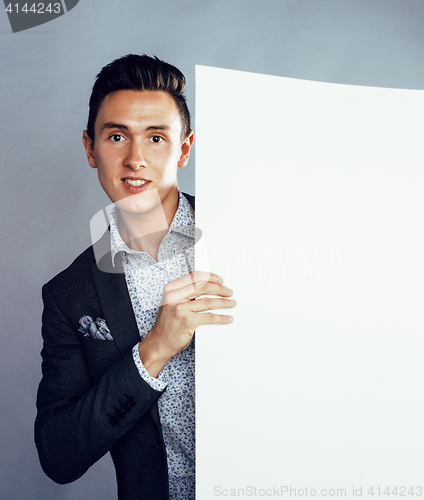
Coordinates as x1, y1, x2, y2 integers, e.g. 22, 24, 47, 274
170, 192, 195, 239
109, 191, 195, 266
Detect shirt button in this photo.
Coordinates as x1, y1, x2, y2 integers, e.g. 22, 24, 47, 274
161, 268, 169, 277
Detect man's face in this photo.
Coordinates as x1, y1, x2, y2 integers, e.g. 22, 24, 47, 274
83, 89, 193, 218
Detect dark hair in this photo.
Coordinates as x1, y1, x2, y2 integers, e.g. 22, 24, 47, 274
86, 54, 191, 142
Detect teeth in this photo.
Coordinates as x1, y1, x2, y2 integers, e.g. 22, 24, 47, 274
125, 179, 147, 186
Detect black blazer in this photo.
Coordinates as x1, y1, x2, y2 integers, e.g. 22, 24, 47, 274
35, 194, 195, 500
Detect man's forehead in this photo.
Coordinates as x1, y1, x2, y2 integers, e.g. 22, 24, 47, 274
96, 89, 182, 129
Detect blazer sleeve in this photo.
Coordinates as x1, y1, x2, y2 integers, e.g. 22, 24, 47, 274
35, 282, 164, 484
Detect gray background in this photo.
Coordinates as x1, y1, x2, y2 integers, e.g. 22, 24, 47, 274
1, 0, 424, 498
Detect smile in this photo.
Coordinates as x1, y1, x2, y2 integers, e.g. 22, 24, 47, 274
124, 179, 148, 186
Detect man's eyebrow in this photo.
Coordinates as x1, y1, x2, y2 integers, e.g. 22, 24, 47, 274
100, 123, 128, 132
146, 125, 171, 131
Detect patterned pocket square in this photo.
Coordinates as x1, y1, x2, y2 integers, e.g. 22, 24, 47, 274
78, 315, 113, 340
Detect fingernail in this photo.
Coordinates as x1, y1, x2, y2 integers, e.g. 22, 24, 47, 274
226, 287, 233, 294
227, 316, 234, 322
229, 299, 237, 305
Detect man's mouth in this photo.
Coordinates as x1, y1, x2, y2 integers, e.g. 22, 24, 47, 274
123, 179, 149, 187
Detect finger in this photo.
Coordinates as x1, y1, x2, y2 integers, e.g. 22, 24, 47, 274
163, 282, 233, 305
186, 282, 233, 300
195, 311, 234, 326
163, 271, 223, 293
189, 297, 236, 313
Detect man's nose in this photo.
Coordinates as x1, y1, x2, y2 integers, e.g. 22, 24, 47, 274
125, 141, 148, 171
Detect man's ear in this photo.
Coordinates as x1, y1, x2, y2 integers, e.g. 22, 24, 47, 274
178, 130, 194, 168
82, 130, 97, 169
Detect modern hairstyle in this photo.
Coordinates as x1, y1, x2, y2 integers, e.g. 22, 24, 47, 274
86, 54, 191, 142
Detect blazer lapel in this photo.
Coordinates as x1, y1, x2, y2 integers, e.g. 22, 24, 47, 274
90, 230, 140, 355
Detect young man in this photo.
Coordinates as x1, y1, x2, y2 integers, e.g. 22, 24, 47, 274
35, 54, 236, 500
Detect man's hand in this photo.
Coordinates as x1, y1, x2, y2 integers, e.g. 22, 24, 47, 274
138, 271, 236, 377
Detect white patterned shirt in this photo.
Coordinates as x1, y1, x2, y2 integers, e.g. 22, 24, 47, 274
109, 192, 195, 500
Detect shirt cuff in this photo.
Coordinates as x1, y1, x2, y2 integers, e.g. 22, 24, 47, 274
132, 343, 167, 391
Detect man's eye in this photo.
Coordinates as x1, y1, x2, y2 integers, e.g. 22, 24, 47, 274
150, 135, 164, 144
110, 134, 124, 142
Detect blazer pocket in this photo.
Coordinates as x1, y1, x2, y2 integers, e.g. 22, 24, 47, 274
83, 337, 121, 383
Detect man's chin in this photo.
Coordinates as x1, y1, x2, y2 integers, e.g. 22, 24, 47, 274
114, 189, 162, 216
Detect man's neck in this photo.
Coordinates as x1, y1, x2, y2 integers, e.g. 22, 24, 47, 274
117, 191, 179, 261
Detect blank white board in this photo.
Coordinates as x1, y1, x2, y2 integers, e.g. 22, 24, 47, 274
195, 65, 424, 499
